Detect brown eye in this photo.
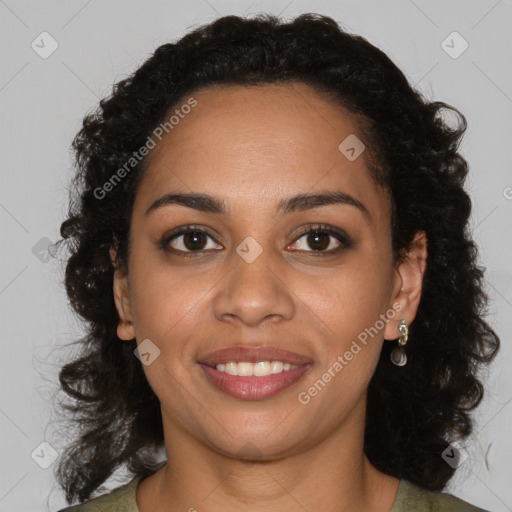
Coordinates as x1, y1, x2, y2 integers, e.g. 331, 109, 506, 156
180, 231, 208, 251
161, 226, 223, 255
289, 224, 351, 255
305, 232, 331, 251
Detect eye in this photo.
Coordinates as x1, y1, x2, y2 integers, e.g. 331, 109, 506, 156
289, 224, 351, 255
160, 225, 222, 256
160, 223, 351, 258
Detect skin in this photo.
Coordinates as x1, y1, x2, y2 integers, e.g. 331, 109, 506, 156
111, 82, 427, 512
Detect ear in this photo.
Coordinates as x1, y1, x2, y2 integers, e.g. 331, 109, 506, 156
384, 230, 427, 341
110, 246, 135, 341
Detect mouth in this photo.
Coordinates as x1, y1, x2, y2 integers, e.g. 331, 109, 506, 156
197, 346, 312, 400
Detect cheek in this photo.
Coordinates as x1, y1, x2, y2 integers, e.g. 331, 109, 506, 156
130, 269, 205, 341
127, 245, 222, 362
300, 274, 389, 413
305, 256, 393, 393
312, 258, 392, 338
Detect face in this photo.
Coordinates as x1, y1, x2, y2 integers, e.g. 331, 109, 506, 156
112, 82, 425, 460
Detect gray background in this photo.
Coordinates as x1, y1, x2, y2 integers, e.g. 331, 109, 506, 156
1, 0, 511, 510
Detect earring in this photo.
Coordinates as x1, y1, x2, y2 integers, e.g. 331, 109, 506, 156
390, 319, 408, 366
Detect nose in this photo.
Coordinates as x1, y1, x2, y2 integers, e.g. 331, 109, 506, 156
212, 243, 295, 328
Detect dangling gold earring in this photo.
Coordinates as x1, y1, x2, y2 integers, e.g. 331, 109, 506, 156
390, 319, 408, 366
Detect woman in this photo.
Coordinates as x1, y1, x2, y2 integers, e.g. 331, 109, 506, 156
54, 13, 499, 512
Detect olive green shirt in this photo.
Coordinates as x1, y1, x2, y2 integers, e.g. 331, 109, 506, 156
58, 463, 489, 512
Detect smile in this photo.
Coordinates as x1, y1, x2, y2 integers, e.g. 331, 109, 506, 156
199, 362, 311, 400
197, 345, 313, 400
215, 360, 300, 376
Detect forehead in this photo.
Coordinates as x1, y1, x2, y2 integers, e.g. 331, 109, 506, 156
133, 82, 389, 224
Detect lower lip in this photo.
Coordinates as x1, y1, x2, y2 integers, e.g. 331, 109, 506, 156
199, 363, 311, 400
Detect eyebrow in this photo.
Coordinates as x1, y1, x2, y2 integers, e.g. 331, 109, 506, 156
145, 190, 371, 221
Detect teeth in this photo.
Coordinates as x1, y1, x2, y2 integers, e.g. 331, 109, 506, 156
271, 361, 284, 374
237, 362, 253, 376
253, 361, 270, 377
214, 361, 300, 377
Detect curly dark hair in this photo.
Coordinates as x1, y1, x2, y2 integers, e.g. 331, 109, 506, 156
54, 12, 500, 505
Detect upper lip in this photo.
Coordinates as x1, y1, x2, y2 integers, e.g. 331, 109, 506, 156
198, 346, 312, 367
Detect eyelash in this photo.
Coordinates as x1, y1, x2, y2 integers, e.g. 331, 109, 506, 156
159, 223, 352, 259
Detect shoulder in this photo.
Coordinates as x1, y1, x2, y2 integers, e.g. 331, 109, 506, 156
55, 460, 167, 512
55, 477, 140, 512
393, 479, 490, 512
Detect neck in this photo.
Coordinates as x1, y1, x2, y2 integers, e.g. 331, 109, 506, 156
136, 401, 399, 512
